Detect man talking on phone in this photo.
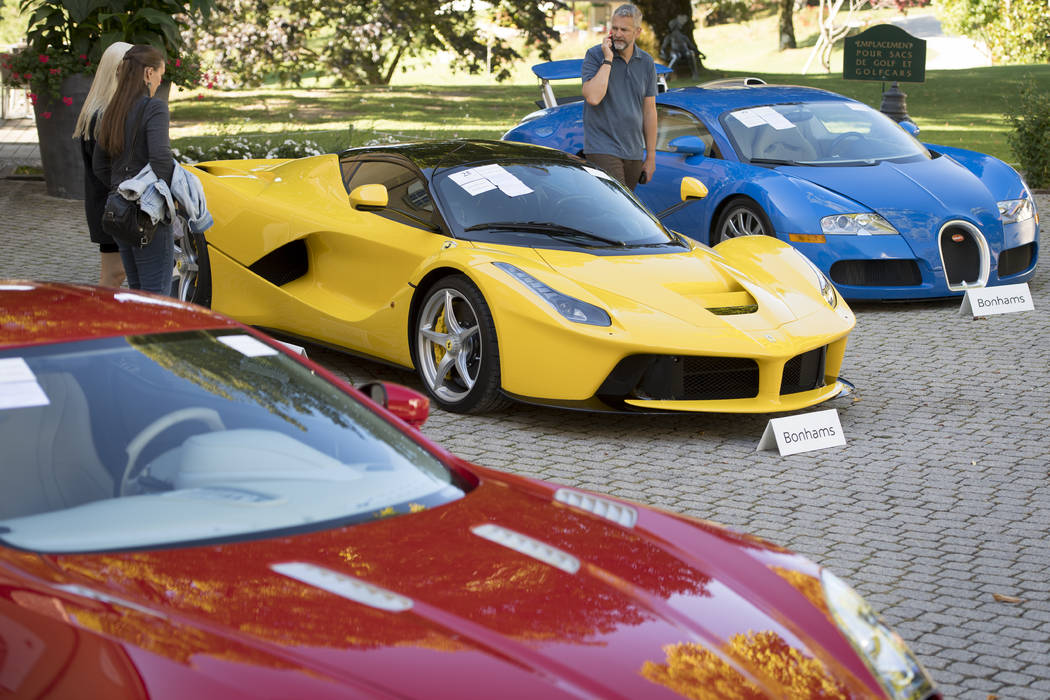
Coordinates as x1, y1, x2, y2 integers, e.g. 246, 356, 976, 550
581, 3, 657, 191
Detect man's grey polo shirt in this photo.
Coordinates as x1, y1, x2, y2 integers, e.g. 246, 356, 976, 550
582, 44, 657, 161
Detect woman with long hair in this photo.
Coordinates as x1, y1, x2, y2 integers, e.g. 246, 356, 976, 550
74, 40, 133, 288
93, 44, 174, 295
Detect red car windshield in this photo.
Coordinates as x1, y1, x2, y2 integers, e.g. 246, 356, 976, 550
0, 331, 463, 553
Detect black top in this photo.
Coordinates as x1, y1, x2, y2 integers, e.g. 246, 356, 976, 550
92, 96, 174, 190
79, 111, 112, 245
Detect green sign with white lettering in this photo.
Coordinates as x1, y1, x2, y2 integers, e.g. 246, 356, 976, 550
843, 24, 926, 83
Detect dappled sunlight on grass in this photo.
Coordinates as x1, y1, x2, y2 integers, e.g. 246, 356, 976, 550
166, 15, 1049, 166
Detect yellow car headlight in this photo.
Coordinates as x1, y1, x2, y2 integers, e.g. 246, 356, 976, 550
795, 252, 839, 308
493, 262, 611, 326
822, 570, 938, 699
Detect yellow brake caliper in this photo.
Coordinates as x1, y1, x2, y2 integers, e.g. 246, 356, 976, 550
431, 311, 448, 375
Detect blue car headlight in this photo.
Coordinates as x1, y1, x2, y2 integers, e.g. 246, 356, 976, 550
822, 570, 938, 700
493, 262, 611, 326
998, 197, 1035, 224
820, 213, 898, 235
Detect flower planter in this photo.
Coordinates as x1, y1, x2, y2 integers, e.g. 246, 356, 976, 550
32, 72, 92, 199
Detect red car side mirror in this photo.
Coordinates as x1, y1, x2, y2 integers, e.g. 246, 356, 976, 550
357, 382, 430, 428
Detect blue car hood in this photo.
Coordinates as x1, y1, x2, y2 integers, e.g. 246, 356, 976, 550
782, 155, 1001, 240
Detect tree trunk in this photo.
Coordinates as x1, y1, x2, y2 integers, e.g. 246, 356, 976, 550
779, 0, 797, 50
635, 0, 704, 72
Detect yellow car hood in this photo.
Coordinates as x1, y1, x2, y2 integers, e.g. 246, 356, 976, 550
533, 246, 802, 331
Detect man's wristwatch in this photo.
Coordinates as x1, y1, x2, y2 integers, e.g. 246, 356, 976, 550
602, 59, 613, 67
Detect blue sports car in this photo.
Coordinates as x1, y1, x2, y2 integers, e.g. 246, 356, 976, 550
503, 64, 1040, 301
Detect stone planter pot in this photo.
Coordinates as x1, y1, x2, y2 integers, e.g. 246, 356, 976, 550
32, 72, 92, 200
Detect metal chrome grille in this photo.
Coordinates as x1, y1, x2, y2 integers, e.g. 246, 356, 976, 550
940, 225, 982, 286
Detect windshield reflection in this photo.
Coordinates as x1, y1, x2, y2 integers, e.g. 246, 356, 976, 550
723, 101, 929, 166
433, 161, 675, 248
0, 332, 461, 553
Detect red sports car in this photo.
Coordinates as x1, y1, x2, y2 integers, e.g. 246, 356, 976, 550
0, 281, 937, 699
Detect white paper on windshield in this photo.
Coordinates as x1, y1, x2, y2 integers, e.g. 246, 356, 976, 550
731, 108, 766, 128
845, 103, 869, 111
451, 165, 532, 197
755, 106, 795, 130
475, 164, 533, 196
218, 334, 279, 357
449, 169, 497, 196
584, 166, 614, 181
0, 358, 50, 410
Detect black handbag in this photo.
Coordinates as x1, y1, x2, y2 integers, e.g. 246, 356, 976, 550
100, 99, 158, 247
101, 190, 156, 247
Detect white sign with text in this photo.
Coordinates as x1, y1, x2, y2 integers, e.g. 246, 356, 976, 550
959, 283, 1034, 317
757, 408, 846, 456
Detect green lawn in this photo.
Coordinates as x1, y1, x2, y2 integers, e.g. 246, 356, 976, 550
168, 6, 1050, 165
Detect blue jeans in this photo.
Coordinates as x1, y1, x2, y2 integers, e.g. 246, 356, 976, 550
119, 220, 174, 295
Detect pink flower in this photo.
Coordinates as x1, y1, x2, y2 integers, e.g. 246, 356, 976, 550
41, 111, 51, 119
38, 54, 49, 63
196, 94, 203, 100
23, 72, 31, 79
29, 94, 37, 104
49, 68, 59, 75
62, 96, 72, 106
207, 81, 215, 89
79, 54, 87, 60
175, 58, 181, 67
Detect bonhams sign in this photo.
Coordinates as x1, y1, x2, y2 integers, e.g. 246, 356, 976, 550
843, 24, 926, 83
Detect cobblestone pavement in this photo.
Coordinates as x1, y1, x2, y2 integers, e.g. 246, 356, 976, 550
2, 177, 1049, 699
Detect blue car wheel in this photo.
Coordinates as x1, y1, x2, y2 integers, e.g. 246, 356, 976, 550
713, 199, 773, 246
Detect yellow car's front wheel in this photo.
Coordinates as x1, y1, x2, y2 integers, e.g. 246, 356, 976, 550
413, 275, 507, 414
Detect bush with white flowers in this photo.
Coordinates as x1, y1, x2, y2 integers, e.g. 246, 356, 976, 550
174, 136, 325, 164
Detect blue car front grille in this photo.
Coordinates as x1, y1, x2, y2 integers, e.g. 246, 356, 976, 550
997, 242, 1036, 278
829, 259, 922, 287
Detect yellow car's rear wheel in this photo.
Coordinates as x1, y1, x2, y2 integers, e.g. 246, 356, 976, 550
413, 275, 507, 414
171, 222, 211, 307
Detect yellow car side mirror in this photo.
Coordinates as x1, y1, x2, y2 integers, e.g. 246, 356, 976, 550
350, 183, 388, 211
680, 177, 708, 202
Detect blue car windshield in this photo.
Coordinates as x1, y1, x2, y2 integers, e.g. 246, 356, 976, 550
432, 160, 676, 248
723, 101, 930, 165
0, 331, 463, 553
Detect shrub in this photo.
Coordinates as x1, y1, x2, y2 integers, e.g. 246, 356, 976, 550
1004, 87, 1050, 189
174, 136, 324, 163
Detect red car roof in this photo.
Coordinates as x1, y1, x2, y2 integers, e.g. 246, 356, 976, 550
0, 281, 237, 348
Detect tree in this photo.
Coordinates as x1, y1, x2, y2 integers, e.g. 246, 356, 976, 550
935, 0, 1050, 63
779, 0, 797, 50
186, 0, 565, 87
634, 0, 705, 73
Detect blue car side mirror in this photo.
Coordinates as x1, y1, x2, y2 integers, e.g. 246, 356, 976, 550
899, 120, 920, 137
668, 135, 707, 156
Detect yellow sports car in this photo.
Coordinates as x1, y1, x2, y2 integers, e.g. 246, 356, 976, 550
178, 140, 855, 414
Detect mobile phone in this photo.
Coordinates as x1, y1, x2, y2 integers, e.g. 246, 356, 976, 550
609, 31, 619, 55
638, 170, 648, 185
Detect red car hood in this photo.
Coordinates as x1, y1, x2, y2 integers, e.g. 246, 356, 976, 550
20, 467, 886, 699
